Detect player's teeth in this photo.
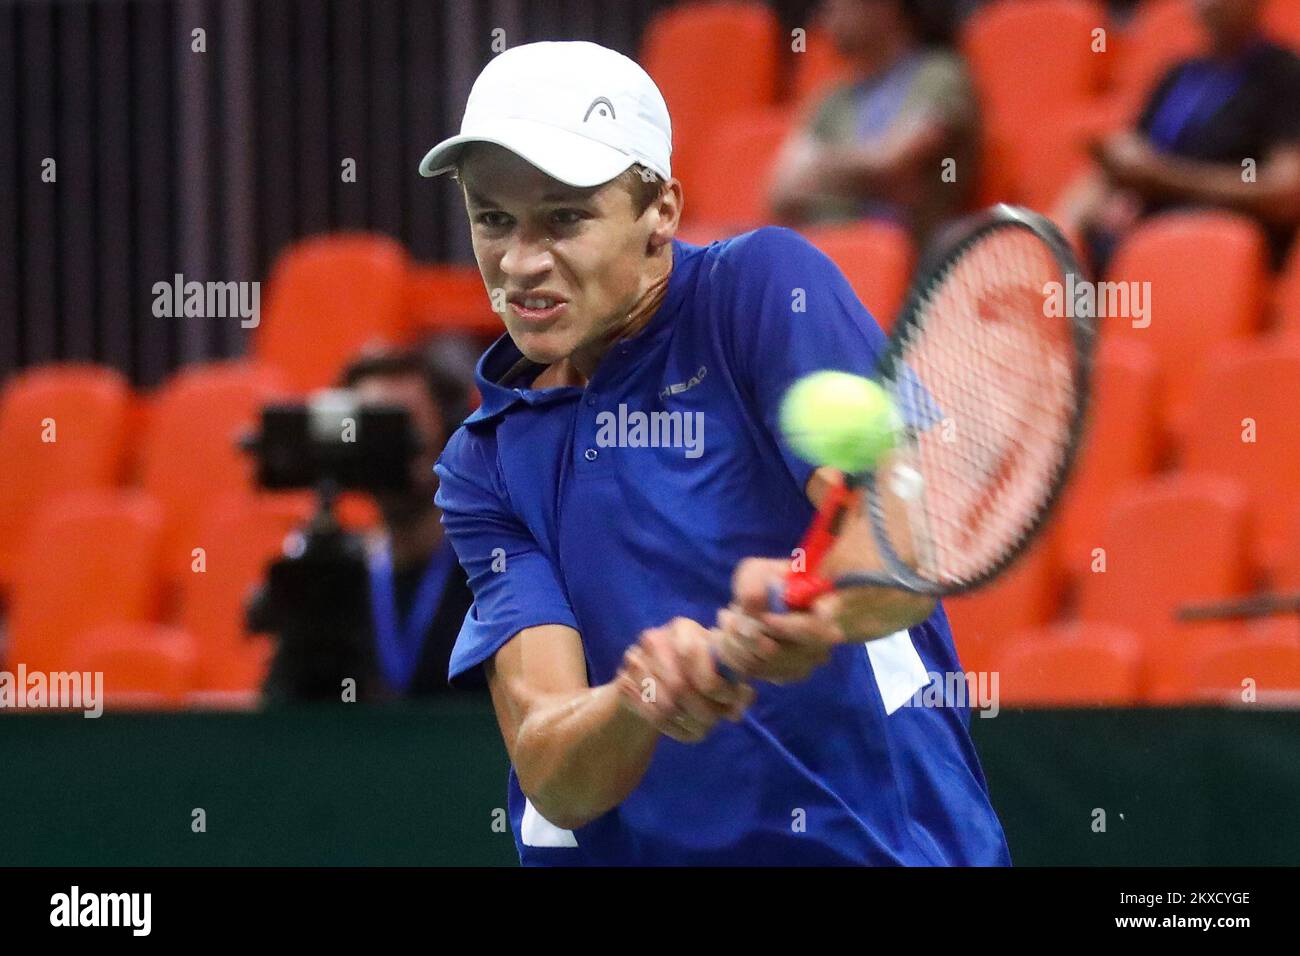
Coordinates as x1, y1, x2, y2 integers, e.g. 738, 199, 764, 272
524, 298, 553, 309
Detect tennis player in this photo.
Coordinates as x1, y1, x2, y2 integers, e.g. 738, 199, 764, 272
421, 40, 1010, 865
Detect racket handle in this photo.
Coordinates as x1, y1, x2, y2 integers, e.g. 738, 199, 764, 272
766, 582, 788, 614
782, 473, 856, 610
713, 479, 857, 681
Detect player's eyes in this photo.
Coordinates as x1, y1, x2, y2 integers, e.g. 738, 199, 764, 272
549, 208, 588, 227
473, 208, 587, 234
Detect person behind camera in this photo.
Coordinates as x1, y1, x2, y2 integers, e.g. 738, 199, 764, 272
339, 339, 485, 698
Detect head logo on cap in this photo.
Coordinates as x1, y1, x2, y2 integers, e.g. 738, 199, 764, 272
583, 97, 616, 123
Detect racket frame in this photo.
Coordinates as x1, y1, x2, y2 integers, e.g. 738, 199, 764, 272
806, 204, 1098, 600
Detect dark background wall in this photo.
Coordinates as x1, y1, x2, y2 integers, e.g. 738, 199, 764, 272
2, 703, 1297, 865
0, 0, 829, 387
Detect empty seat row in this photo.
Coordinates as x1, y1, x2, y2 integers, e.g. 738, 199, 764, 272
4, 489, 314, 696
985, 620, 1300, 706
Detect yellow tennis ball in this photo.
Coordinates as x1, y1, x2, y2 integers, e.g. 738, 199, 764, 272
779, 371, 900, 473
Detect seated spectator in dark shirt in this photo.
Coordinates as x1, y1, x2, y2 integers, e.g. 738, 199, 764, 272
340, 338, 485, 698
768, 0, 981, 244
1058, 0, 1300, 271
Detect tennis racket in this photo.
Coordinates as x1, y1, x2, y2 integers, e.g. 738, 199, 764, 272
748, 204, 1095, 632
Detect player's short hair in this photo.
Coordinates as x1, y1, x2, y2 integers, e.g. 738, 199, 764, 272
617, 164, 666, 218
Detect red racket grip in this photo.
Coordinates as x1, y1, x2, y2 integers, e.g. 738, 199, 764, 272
783, 473, 861, 610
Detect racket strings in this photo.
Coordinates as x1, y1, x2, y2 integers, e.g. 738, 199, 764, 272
889, 228, 1078, 586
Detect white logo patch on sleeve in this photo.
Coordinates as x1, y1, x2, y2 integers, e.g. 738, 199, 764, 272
865, 629, 931, 715
521, 798, 579, 848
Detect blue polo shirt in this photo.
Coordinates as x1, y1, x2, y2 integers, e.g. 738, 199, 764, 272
435, 226, 1011, 866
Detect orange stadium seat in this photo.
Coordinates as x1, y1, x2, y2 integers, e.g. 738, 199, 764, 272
1055, 337, 1160, 575
1078, 474, 1252, 702
944, 539, 1059, 677
791, 27, 853, 106
1007, 120, 1091, 214
405, 264, 498, 336
1273, 241, 1300, 334
1008, 101, 1127, 212
996, 622, 1142, 706
138, 361, 291, 584
0, 364, 132, 592
1107, 0, 1205, 121
256, 233, 411, 392
6, 491, 165, 672
179, 492, 313, 699
1276, 503, 1300, 591
1265, 0, 1300, 50
65, 622, 198, 710
1104, 211, 1269, 437
641, 2, 780, 198
1253, 613, 1300, 644
960, 0, 1107, 128
125, 390, 156, 481
686, 107, 796, 238
1186, 634, 1300, 705
1178, 338, 1300, 577
974, 126, 1019, 208
798, 221, 915, 330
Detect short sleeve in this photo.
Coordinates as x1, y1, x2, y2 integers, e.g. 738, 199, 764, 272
713, 227, 891, 494
434, 429, 579, 685
1136, 64, 1184, 135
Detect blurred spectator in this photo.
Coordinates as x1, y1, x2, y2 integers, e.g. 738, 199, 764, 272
341, 337, 484, 698
1058, 0, 1300, 271
768, 0, 980, 243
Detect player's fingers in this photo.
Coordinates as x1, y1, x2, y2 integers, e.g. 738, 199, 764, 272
719, 601, 838, 686
623, 644, 682, 724
625, 641, 714, 740
667, 619, 746, 710
637, 627, 689, 714
660, 712, 710, 744
757, 608, 844, 653
656, 618, 744, 732
640, 629, 719, 730
731, 557, 788, 617
721, 604, 825, 664
716, 607, 783, 677
723, 628, 824, 684
617, 647, 664, 719
724, 682, 757, 721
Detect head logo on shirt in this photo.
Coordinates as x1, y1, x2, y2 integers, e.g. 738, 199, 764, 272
658, 365, 707, 401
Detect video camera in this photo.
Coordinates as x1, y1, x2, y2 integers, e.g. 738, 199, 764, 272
242, 391, 421, 702
246, 391, 417, 494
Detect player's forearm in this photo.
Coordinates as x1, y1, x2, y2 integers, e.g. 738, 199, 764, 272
834, 589, 937, 640
512, 683, 659, 830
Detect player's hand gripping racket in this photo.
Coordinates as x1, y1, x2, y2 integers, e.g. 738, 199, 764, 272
717, 205, 1095, 681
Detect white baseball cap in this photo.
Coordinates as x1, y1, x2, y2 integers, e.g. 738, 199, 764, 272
418, 40, 673, 188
